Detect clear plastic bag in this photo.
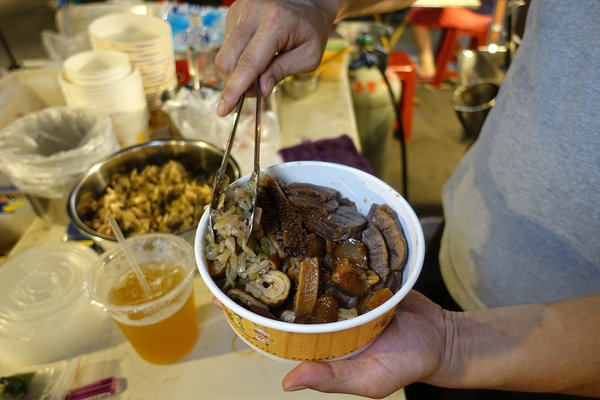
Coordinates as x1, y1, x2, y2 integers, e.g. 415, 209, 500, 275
41, 30, 92, 66
162, 86, 281, 174
0, 107, 119, 198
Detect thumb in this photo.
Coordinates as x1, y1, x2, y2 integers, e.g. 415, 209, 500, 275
282, 359, 391, 398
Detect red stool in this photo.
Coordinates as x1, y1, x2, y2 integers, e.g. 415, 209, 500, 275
432, 27, 488, 88
386, 50, 416, 142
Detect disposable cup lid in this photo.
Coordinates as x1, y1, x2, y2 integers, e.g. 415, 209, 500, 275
0, 243, 99, 330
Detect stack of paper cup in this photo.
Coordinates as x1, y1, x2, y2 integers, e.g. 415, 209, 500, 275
88, 13, 178, 113
59, 49, 149, 147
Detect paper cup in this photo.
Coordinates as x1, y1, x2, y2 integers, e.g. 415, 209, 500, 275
63, 49, 131, 85
195, 161, 424, 362
88, 13, 172, 48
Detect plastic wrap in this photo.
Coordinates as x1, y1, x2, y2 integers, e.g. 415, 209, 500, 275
0, 107, 119, 198
162, 86, 281, 173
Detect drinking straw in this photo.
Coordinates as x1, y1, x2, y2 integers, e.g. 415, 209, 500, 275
107, 214, 152, 296
65, 377, 118, 400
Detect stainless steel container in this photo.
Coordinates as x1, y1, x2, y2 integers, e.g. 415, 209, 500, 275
452, 79, 500, 142
67, 138, 240, 250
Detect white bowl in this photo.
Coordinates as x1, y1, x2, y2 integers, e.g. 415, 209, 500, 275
59, 68, 148, 113
63, 49, 131, 85
89, 13, 172, 48
194, 161, 424, 362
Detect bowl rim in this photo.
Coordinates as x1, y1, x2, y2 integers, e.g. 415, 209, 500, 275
88, 13, 172, 47
67, 138, 241, 243
195, 160, 425, 334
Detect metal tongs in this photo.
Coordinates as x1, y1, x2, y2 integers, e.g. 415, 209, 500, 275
208, 81, 262, 247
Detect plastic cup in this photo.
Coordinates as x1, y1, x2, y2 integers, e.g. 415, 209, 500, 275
87, 233, 198, 364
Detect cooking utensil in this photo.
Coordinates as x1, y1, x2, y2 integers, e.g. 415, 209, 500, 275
208, 93, 246, 239
243, 80, 262, 247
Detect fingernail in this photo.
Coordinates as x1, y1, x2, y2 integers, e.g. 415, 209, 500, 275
284, 385, 308, 392
266, 77, 275, 96
217, 99, 226, 116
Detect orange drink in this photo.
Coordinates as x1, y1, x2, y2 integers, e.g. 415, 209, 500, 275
87, 234, 198, 364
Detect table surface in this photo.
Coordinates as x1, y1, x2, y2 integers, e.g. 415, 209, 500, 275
0, 62, 405, 400
229, 61, 361, 177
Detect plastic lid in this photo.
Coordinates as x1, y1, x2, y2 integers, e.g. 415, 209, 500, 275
0, 243, 99, 331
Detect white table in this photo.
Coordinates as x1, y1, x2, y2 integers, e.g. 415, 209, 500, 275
0, 63, 405, 400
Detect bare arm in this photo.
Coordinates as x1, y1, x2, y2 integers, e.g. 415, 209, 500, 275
215, 0, 414, 116
283, 291, 600, 398
434, 293, 600, 397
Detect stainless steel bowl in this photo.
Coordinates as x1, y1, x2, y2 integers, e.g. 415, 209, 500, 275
67, 139, 240, 250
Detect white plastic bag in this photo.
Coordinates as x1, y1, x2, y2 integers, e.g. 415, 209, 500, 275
41, 30, 91, 66
0, 107, 119, 198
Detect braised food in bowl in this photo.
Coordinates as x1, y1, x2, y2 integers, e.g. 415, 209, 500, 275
205, 173, 409, 323
195, 161, 424, 362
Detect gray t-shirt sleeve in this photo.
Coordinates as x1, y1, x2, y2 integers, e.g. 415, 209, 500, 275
439, 0, 600, 310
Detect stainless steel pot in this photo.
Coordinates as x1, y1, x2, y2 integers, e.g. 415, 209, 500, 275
67, 138, 240, 250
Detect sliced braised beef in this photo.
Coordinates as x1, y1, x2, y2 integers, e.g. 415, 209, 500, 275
300, 205, 366, 241
324, 283, 359, 309
337, 197, 357, 208
366, 204, 408, 272
258, 175, 311, 257
284, 182, 337, 201
286, 195, 339, 214
319, 264, 332, 289
384, 269, 403, 293
332, 206, 368, 240
361, 225, 389, 282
